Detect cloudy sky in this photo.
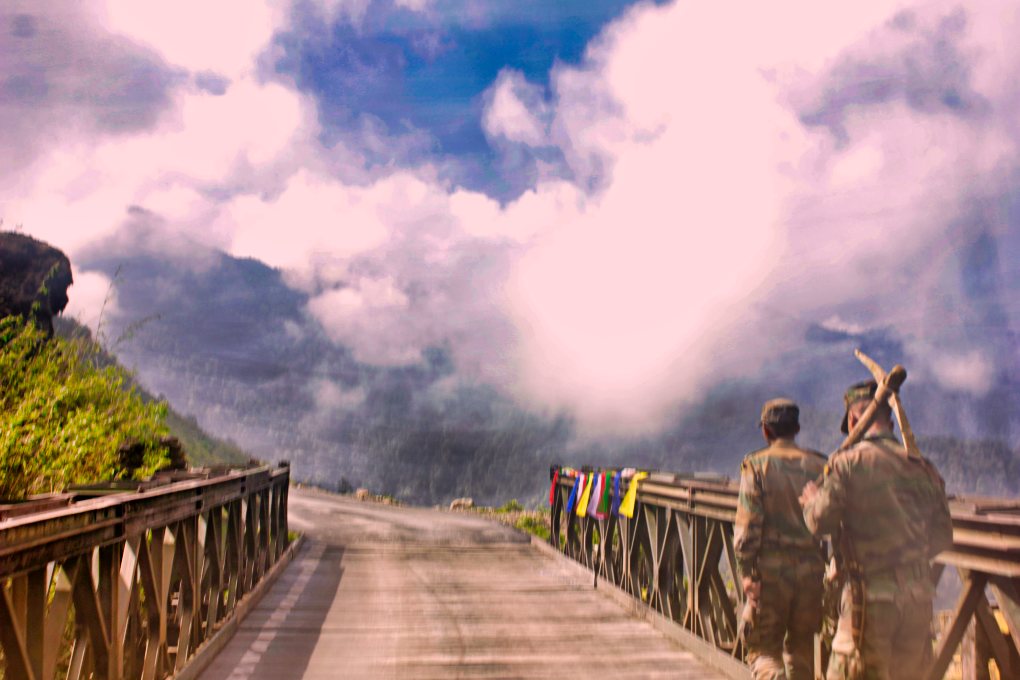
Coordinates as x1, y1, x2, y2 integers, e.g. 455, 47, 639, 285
1, 0, 1017, 435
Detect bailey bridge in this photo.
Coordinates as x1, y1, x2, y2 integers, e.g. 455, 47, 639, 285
0, 463, 1017, 679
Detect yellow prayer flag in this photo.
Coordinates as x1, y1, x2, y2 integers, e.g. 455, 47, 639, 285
575, 473, 594, 517
618, 471, 648, 518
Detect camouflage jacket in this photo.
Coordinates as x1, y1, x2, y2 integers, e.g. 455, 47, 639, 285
802, 434, 953, 584
734, 439, 827, 578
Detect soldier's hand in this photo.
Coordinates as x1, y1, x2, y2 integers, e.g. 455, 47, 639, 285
799, 480, 818, 508
742, 576, 760, 605
825, 556, 840, 584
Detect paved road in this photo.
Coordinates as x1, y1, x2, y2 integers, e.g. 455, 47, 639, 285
198, 488, 723, 679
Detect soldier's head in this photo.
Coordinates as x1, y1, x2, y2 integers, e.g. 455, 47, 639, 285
841, 379, 892, 434
759, 398, 800, 442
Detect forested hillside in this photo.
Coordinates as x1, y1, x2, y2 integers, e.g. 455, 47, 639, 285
0, 314, 253, 500
53, 317, 250, 469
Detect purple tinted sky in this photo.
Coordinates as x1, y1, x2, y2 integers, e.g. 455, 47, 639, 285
0, 0, 1017, 433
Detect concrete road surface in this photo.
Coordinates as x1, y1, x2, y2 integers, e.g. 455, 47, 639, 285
198, 487, 724, 679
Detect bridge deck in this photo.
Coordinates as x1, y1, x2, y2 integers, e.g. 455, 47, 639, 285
198, 488, 722, 679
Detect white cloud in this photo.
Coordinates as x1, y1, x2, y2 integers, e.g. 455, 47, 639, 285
5, 0, 1018, 437
1, 0, 317, 255
485, 0, 1017, 430
5, 75, 317, 258
306, 0, 436, 25
394, 0, 433, 11
925, 349, 996, 395
307, 277, 418, 365
499, 3, 820, 426
828, 143, 886, 188
99, 0, 280, 77
219, 169, 396, 274
449, 181, 582, 243
311, 378, 366, 412
304, 0, 375, 26
482, 70, 550, 146
63, 268, 116, 333
819, 315, 868, 335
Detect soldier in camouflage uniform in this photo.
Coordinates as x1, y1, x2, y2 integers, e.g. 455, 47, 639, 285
735, 399, 827, 680
800, 381, 954, 680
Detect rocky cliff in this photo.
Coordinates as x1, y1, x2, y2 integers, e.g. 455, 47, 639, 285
0, 232, 73, 334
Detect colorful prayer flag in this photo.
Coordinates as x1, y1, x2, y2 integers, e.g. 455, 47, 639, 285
619, 471, 649, 518
566, 473, 582, 512
597, 472, 611, 518
587, 473, 603, 517
576, 472, 594, 517
611, 472, 622, 517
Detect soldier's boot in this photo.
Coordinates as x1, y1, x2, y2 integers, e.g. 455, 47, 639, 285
747, 569, 793, 680
750, 652, 788, 680
825, 650, 865, 680
784, 634, 816, 680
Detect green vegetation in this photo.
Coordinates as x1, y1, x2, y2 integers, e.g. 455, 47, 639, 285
54, 316, 251, 469
165, 410, 249, 468
496, 498, 525, 513
0, 315, 169, 498
514, 514, 550, 540
465, 498, 552, 540
491, 497, 550, 539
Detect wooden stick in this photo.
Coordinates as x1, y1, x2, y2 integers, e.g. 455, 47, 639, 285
854, 350, 920, 458
837, 365, 906, 452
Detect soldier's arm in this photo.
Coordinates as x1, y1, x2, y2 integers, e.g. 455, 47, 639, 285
733, 459, 763, 579
802, 456, 848, 537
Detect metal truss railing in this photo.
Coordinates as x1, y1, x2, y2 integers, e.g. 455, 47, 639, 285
0, 463, 290, 680
549, 468, 1020, 679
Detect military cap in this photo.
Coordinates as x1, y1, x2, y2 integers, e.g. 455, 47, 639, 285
759, 398, 799, 428
840, 379, 877, 434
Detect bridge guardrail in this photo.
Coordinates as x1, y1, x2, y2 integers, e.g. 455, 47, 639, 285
549, 467, 1020, 680
0, 462, 290, 680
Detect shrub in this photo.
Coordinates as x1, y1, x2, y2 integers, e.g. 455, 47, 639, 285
496, 498, 525, 513
514, 515, 550, 540
0, 316, 169, 498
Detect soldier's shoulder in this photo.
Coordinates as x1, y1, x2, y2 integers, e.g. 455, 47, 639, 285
914, 455, 948, 488
799, 447, 827, 462
843, 438, 881, 456
798, 447, 827, 475
852, 436, 900, 453
740, 447, 771, 468
825, 448, 858, 470
833, 440, 904, 476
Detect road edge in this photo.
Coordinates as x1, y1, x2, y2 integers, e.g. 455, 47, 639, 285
529, 535, 751, 680
174, 534, 307, 680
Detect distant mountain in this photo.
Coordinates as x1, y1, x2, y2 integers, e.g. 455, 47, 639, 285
77, 240, 1020, 504
920, 435, 1019, 498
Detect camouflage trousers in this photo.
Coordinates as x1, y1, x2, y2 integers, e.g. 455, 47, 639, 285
746, 553, 824, 680
826, 572, 934, 680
